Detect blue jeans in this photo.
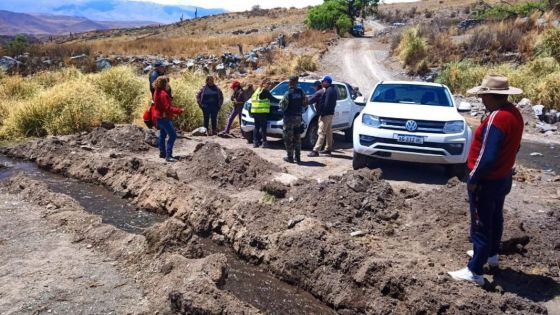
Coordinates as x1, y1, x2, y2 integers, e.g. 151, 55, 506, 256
467, 174, 512, 275
157, 118, 177, 158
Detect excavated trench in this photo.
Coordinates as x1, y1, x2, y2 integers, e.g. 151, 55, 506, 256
0, 155, 335, 315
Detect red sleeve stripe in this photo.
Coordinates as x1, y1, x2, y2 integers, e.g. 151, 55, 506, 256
469, 110, 499, 177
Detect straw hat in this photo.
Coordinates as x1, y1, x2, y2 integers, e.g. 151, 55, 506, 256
467, 75, 523, 95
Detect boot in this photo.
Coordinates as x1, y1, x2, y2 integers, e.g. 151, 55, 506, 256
283, 156, 294, 163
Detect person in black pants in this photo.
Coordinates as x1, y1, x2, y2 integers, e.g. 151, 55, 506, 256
250, 79, 276, 148
197, 76, 224, 136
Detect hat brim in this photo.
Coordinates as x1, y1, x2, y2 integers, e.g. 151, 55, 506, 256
466, 86, 523, 95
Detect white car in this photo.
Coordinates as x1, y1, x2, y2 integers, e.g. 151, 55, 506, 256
352, 81, 473, 177
240, 79, 366, 149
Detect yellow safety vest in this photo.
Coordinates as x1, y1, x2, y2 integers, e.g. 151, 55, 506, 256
250, 88, 271, 114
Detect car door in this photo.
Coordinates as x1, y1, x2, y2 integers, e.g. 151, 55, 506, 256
332, 84, 351, 130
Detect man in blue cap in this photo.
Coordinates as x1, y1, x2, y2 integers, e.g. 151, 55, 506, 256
308, 75, 338, 157
149, 60, 171, 97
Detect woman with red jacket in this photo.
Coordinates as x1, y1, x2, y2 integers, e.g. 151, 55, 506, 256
153, 76, 184, 162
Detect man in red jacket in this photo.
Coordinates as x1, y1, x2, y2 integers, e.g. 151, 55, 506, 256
448, 75, 524, 286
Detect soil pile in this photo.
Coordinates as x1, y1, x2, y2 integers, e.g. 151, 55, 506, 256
186, 142, 281, 187
80, 124, 152, 152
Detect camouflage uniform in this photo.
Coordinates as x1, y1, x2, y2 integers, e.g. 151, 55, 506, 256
281, 83, 307, 162
283, 115, 302, 160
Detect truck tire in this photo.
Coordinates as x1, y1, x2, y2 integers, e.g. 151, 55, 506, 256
344, 115, 358, 142
352, 151, 368, 170
302, 119, 319, 150
242, 130, 253, 144
445, 163, 467, 179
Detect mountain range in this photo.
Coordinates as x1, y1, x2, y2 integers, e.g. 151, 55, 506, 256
0, 0, 226, 36
0, 10, 157, 36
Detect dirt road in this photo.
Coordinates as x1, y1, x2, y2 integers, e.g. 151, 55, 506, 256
0, 193, 149, 314
321, 20, 402, 96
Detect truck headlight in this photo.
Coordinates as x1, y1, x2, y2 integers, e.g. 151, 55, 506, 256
443, 120, 464, 134
362, 114, 381, 128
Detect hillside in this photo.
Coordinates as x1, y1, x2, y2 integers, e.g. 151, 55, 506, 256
0, 10, 155, 36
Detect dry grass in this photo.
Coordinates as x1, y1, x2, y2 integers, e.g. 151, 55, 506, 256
437, 57, 560, 109
0, 66, 226, 139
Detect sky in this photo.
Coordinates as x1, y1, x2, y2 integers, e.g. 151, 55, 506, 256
133, 0, 323, 11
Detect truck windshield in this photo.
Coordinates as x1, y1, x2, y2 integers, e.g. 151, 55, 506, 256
271, 82, 317, 97
370, 84, 453, 107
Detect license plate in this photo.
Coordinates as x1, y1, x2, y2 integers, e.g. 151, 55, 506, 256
396, 134, 424, 144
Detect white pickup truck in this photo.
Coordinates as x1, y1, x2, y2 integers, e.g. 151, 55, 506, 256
240, 79, 366, 149
352, 81, 473, 177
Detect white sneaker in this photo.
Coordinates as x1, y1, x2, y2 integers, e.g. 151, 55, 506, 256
448, 267, 485, 286
466, 250, 499, 267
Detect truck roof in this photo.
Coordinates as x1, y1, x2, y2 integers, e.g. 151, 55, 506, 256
377, 80, 446, 88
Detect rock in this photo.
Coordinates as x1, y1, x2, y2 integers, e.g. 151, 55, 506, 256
70, 54, 87, 61
536, 122, 558, 133
96, 166, 109, 176
100, 121, 115, 130
517, 98, 532, 108
144, 130, 158, 147
191, 127, 208, 137
0, 56, 21, 72
529, 152, 543, 157
346, 175, 368, 192
261, 181, 288, 198
544, 131, 556, 137
166, 168, 179, 180
287, 215, 306, 229
532, 105, 545, 118
350, 230, 367, 237
80, 145, 94, 151
96, 58, 112, 71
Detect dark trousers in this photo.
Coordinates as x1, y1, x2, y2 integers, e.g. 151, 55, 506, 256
202, 106, 219, 133
223, 106, 242, 133
467, 174, 512, 275
157, 118, 177, 158
283, 115, 302, 159
253, 113, 268, 145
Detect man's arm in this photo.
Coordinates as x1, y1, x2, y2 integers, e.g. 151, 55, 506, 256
468, 112, 505, 188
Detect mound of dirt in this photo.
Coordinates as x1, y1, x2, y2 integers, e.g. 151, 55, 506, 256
186, 142, 281, 188
290, 168, 404, 233
79, 125, 151, 152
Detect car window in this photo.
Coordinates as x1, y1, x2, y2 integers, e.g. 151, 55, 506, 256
335, 85, 347, 100
271, 82, 317, 97
370, 83, 452, 107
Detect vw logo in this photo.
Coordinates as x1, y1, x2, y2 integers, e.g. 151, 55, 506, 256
405, 120, 418, 132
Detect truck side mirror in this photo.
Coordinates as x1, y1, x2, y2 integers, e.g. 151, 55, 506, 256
355, 96, 366, 105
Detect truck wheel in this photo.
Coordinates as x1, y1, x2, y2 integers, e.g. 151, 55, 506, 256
445, 163, 467, 179
344, 115, 358, 142
352, 151, 368, 170
242, 130, 253, 144
302, 119, 318, 150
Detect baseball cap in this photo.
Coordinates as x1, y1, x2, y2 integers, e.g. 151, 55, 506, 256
321, 75, 332, 84
230, 80, 241, 89
313, 80, 322, 87
289, 75, 299, 82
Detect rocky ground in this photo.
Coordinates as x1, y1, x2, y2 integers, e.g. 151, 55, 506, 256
1, 124, 558, 314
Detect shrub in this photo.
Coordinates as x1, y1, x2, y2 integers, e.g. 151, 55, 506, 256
4, 35, 29, 57
437, 57, 560, 106
293, 55, 318, 72
0, 75, 40, 100
535, 27, 560, 62
90, 65, 146, 122
32, 67, 83, 88
535, 72, 560, 110
0, 79, 124, 138
336, 15, 353, 35
306, 0, 346, 30
474, 1, 546, 20
395, 27, 427, 72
